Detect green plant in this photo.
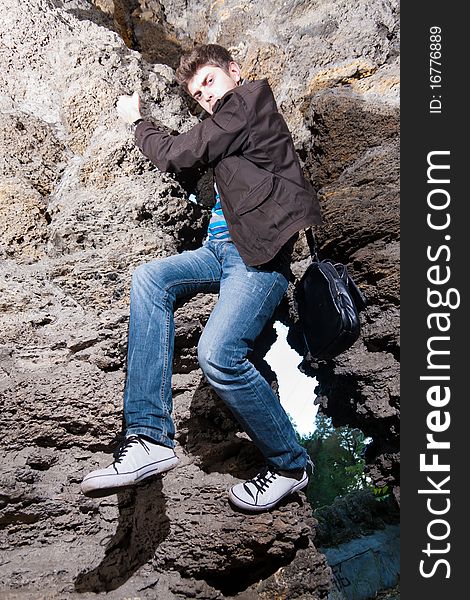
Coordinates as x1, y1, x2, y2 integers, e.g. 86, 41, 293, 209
299, 413, 369, 509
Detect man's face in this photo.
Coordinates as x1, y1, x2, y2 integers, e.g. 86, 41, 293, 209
187, 62, 241, 114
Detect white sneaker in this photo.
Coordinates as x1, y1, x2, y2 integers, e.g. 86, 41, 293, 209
228, 466, 308, 512
81, 435, 179, 497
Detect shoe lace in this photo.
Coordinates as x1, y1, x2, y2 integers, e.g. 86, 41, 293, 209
112, 435, 150, 464
248, 467, 278, 494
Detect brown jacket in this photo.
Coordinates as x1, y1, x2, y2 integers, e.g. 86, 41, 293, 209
135, 79, 321, 266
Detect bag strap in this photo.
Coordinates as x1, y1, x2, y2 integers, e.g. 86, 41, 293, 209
289, 228, 319, 284
306, 228, 319, 262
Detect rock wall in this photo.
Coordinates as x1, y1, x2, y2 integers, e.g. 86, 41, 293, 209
0, 0, 399, 598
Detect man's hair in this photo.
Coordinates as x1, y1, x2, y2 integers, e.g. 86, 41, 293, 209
176, 44, 234, 92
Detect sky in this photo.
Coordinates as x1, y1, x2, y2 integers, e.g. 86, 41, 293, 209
265, 321, 318, 438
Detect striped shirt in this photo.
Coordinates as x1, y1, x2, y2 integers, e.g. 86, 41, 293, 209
206, 185, 231, 241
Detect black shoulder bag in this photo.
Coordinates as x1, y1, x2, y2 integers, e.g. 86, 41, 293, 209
294, 229, 367, 359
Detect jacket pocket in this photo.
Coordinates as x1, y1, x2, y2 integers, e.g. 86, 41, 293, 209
217, 156, 240, 186
237, 175, 275, 215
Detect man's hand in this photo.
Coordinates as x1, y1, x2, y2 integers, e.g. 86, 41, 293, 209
116, 91, 142, 124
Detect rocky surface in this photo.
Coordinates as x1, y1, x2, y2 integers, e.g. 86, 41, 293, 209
0, 0, 399, 597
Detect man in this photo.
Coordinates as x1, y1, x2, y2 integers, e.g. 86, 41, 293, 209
81, 44, 321, 512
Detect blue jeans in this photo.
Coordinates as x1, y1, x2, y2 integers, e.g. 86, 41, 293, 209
123, 240, 308, 472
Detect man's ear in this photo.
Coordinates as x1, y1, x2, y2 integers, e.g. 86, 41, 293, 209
228, 61, 241, 83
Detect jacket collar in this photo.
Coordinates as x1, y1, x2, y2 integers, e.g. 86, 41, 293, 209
212, 78, 246, 115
